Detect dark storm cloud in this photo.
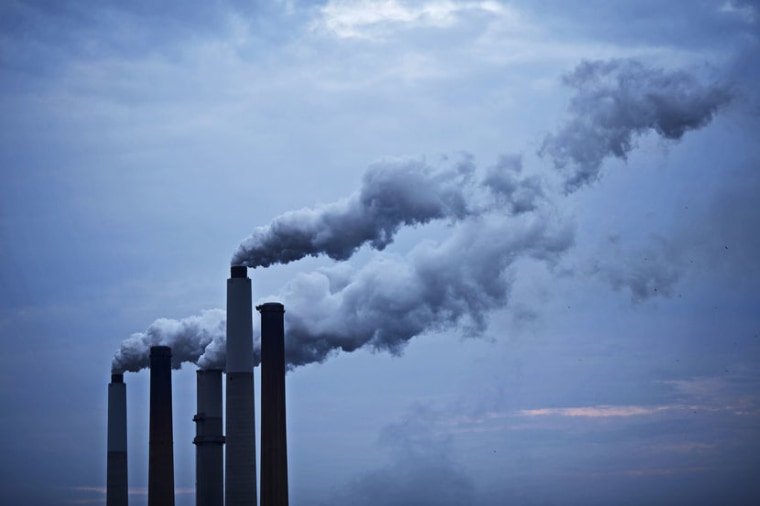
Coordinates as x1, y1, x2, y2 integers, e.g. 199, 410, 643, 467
540, 59, 733, 192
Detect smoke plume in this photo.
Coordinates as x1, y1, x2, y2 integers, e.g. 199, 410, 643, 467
540, 59, 733, 193
231, 158, 477, 268
114, 58, 733, 373
111, 309, 226, 373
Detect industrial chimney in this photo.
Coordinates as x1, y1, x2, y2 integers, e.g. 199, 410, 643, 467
193, 369, 224, 506
107, 373, 128, 506
258, 302, 289, 506
226, 266, 257, 506
149, 345, 175, 506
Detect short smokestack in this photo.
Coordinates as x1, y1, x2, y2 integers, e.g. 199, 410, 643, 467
226, 266, 257, 506
149, 346, 175, 506
194, 369, 224, 506
258, 302, 289, 506
107, 373, 128, 506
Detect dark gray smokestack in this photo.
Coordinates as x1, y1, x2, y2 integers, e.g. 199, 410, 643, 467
258, 303, 289, 506
149, 346, 175, 506
107, 373, 128, 506
226, 266, 257, 506
194, 369, 224, 506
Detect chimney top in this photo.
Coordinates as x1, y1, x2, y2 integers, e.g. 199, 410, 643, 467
256, 302, 284, 313
111, 373, 124, 383
150, 345, 172, 356
230, 265, 248, 278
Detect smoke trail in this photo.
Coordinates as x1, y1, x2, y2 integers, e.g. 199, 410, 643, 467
540, 59, 733, 193
111, 309, 226, 373
114, 58, 733, 372
281, 210, 573, 367
231, 157, 478, 268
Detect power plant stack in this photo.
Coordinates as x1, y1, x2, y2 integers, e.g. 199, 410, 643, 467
107, 373, 128, 506
226, 266, 257, 506
258, 302, 289, 506
193, 369, 225, 506
149, 345, 175, 506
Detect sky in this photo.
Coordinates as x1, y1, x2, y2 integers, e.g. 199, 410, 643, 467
1, 0, 759, 505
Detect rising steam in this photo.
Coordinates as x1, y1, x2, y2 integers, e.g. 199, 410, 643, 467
113, 58, 732, 373
540, 59, 733, 192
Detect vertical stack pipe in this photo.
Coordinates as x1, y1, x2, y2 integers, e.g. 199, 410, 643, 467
193, 369, 224, 506
149, 345, 175, 506
226, 266, 257, 506
258, 302, 289, 506
107, 373, 128, 506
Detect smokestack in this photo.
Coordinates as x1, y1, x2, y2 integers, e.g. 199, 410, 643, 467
107, 373, 128, 506
226, 266, 257, 506
149, 346, 175, 506
258, 302, 289, 506
193, 369, 224, 506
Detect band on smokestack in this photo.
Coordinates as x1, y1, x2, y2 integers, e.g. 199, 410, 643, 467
226, 266, 258, 506
149, 346, 175, 506
107, 373, 128, 506
259, 302, 289, 506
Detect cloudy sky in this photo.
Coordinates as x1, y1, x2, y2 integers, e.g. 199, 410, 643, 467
1, 1, 759, 505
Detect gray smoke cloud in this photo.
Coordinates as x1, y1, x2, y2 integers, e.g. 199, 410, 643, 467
114, 58, 732, 373
231, 157, 478, 268
281, 211, 572, 367
540, 59, 733, 193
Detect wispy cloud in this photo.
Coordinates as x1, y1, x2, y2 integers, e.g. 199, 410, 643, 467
313, 0, 509, 39
520, 405, 671, 418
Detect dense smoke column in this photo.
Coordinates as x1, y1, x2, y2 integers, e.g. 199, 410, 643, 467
107, 373, 128, 506
149, 346, 175, 506
258, 303, 289, 506
193, 369, 224, 506
226, 266, 257, 506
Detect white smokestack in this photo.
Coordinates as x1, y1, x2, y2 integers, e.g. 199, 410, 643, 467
225, 266, 257, 506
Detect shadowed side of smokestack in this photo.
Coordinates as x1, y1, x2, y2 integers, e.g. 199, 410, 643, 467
149, 346, 175, 506
107, 373, 128, 506
194, 369, 224, 506
258, 302, 289, 506
226, 266, 257, 506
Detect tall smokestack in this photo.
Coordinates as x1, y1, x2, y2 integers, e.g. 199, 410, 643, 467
226, 266, 257, 506
107, 373, 128, 506
258, 302, 289, 506
194, 369, 224, 506
149, 346, 175, 506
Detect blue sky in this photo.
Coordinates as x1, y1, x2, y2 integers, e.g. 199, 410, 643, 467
1, 1, 759, 505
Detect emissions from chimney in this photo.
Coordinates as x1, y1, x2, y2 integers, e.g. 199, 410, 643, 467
226, 266, 257, 506
258, 302, 289, 506
149, 345, 175, 506
107, 373, 128, 506
193, 369, 224, 506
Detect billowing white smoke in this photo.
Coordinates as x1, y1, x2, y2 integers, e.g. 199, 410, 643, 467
540, 59, 733, 193
111, 309, 226, 373
112, 58, 732, 373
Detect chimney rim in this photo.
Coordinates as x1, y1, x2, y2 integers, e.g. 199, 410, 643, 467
256, 302, 285, 313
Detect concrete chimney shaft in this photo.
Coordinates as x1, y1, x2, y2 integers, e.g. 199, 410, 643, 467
194, 369, 224, 506
149, 346, 175, 506
107, 373, 128, 506
258, 302, 289, 506
226, 266, 257, 506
